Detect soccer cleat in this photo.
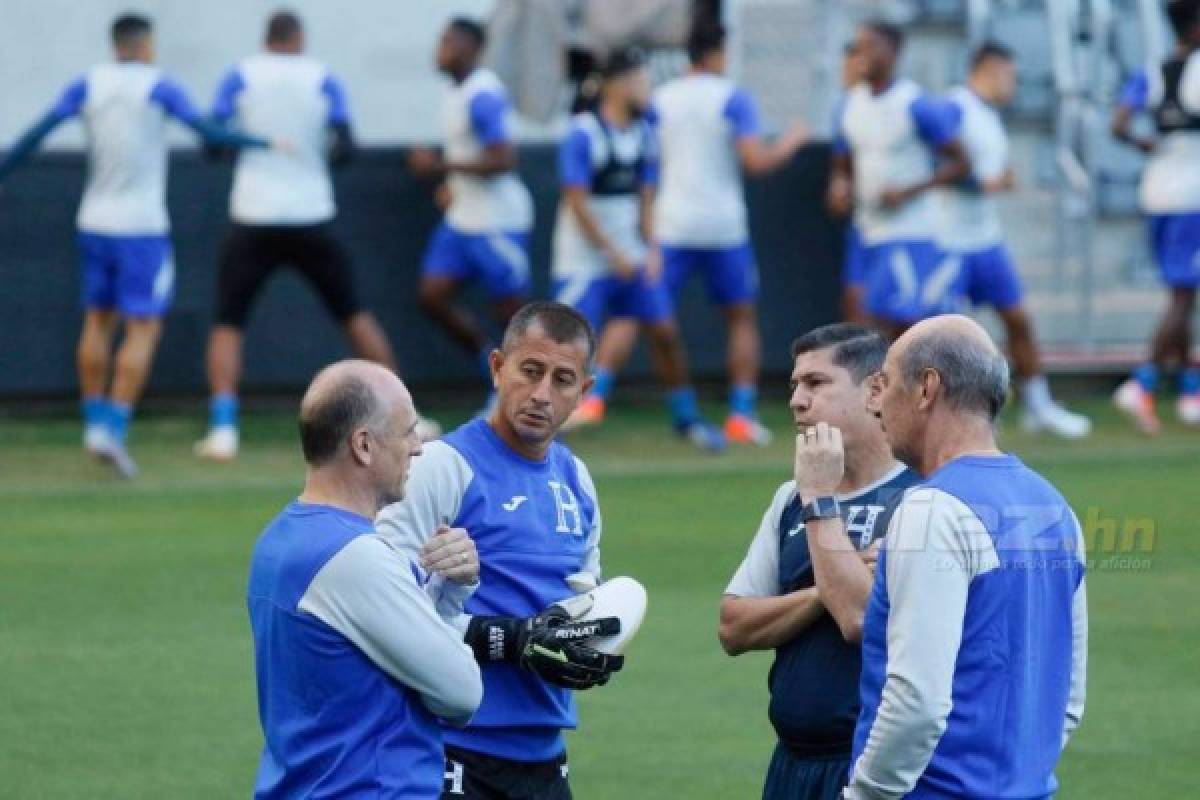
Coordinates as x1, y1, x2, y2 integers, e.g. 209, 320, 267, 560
1112, 379, 1160, 435
1178, 393, 1200, 426
95, 438, 138, 479
194, 425, 239, 461
676, 420, 727, 453
724, 414, 773, 446
562, 395, 606, 432
1019, 404, 1092, 439
83, 424, 112, 457
415, 413, 442, 442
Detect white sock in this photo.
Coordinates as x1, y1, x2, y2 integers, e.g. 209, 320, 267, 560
1022, 375, 1054, 414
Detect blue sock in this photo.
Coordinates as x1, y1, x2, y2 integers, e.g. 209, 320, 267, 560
667, 387, 700, 427
108, 402, 132, 444
210, 393, 239, 429
592, 368, 615, 401
730, 384, 757, 418
1132, 364, 1158, 393
478, 346, 495, 381
1180, 367, 1200, 396
83, 396, 108, 428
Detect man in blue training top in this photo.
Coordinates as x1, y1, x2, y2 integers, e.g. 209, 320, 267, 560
377, 302, 625, 799
846, 315, 1087, 799
1110, 0, 1200, 433
248, 359, 482, 798
828, 21, 971, 340
0, 13, 274, 478
721, 323, 918, 800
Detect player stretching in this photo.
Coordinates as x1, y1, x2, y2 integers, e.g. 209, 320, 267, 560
832, 43, 871, 324
936, 43, 1091, 438
377, 303, 625, 799
1111, 0, 1200, 433
720, 324, 917, 800
553, 49, 724, 451
195, 11, 410, 461
411, 17, 534, 403
650, 21, 808, 445
0, 13, 273, 478
828, 21, 970, 341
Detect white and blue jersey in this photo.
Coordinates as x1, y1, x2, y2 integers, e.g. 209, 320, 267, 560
0, 61, 266, 317
553, 110, 672, 329
935, 86, 1024, 310
213, 53, 349, 226
421, 68, 532, 297
726, 465, 917, 759
375, 419, 603, 763
1118, 56, 1200, 287
836, 79, 966, 323
248, 501, 482, 799
846, 455, 1088, 800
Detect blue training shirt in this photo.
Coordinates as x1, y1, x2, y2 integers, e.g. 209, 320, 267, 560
248, 501, 481, 798
847, 455, 1088, 799
376, 418, 604, 762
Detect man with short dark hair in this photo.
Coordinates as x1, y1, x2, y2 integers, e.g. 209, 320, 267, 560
934, 41, 1091, 438
377, 301, 625, 799
650, 21, 809, 445
411, 17, 534, 404
0, 12, 274, 478
195, 10, 407, 461
1111, 0, 1200, 432
248, 360, 482, 798
720, 323, 917, 800
829, 21, 971, 339
846, 314, 1087, 799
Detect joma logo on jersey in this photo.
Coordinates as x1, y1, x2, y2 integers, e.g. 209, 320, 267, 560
846, 504, 886, 548
547, 481, 584, 535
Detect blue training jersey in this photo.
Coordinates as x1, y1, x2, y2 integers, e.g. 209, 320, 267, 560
248, 501, 481, 798
848, 455, 1088, 799
376, 418, 603, 762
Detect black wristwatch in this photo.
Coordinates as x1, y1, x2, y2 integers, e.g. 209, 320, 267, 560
801, 495, 841, 522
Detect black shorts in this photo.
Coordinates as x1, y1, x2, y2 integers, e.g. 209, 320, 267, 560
762, 743, 849, 800
214, 222, 362, 327
443, 745, 571, 800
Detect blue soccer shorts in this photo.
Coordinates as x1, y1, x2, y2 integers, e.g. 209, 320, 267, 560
1148, 213, 1200, 289
863, 239, 967, 323
420, 221, 532, 300
961, 243, 1024, 311
661, 242, 759, 306
78, 231, 175, 317
553, 270, 674, 333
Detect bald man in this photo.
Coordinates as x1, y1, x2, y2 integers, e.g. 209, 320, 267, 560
247, 360, 482, 799
845, 316, 1087, 800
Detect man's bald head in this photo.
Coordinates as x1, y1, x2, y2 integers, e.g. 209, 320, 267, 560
895, 315, 1009, 420
299, 360, 410, 466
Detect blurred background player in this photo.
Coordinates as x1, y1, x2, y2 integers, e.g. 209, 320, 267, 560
411, 17, 534, 405
0, 13, 272, 478
552, 49, 725, 451
377, 302, 624, 799
194, 11, 407, 461
936, 43, 1092, 438
828, 21, 970, 341
1110, 0, 1200, 434
651, 21, 809, 446
720, 324, 917, 800
832, 43, 870, 324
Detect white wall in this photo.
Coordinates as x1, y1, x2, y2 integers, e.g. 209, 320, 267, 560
0, 0, 493, 148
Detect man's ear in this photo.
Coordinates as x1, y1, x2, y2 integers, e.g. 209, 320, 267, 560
918, 368, 940, 412
488, 349, 504, 389
349, 427, 372, 467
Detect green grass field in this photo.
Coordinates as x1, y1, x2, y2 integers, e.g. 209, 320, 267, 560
2, 397, 1197, 798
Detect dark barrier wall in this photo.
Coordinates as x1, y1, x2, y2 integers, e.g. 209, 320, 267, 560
0, 144, 842, 397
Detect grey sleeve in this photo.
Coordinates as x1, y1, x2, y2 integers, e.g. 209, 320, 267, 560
376, 442, 475, 625
574, 456, 604, 587
845, 489, 999, 800
725, 481, 793, 597
1063, 512, 1088, 746
298, 534, 483, 726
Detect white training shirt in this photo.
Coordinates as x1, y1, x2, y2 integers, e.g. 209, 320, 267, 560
214, 53, 345, 226
1120, 55, 1200, 213
934, 86, 1007, 252
651, 73, 761, 248
442, 68, 534, 234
